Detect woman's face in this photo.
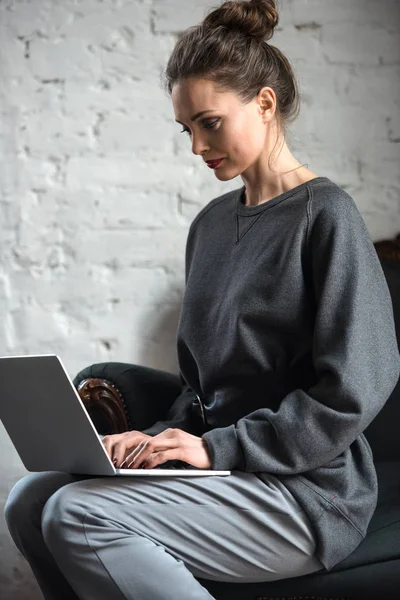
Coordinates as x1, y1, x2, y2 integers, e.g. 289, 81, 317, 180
172, 77, 275, 181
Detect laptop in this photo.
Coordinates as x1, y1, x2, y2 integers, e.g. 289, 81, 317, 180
0, 354, 231, 477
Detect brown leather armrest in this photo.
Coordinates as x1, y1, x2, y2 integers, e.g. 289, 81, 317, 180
374, 232, 400, 262
76, 378, 129, 434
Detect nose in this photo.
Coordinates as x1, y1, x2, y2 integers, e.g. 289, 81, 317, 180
191, 132, 209, 157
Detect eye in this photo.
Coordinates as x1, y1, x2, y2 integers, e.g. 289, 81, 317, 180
180, 118, 220, 135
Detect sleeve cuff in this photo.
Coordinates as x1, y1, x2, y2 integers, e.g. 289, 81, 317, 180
141, 417, 194, 437
202, 424, 245, 471
140, 421, 169, 436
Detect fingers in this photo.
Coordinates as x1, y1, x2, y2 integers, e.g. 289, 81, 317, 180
102, 431, 143, 467
101, 434, 117, 462
102, 428, 179, 469
125, 430, 182, 469
123, 440, 149, 468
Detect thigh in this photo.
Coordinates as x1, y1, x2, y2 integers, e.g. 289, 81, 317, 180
42, 470, 324, 583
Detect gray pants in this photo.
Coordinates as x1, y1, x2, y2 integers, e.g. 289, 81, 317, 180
4, 469, 324, 600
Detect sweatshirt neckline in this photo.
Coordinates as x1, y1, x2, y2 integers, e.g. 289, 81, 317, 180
235, 176, 330, 215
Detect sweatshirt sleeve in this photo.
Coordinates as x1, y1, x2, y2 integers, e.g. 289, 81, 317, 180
202, 191, 400, 473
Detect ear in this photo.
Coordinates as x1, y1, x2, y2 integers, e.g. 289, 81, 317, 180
257, 86, 276, 124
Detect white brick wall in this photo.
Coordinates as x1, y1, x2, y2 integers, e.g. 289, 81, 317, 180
1, 1, 399, 597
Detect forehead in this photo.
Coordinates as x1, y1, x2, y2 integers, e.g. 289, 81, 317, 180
172, 78, 237, 117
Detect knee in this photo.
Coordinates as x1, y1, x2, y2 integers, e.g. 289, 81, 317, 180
4, 471, 77, 536
4, 472, 45, 533
41, 481, 87, 552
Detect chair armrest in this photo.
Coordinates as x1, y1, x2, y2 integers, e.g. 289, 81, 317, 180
374, 232, 400, 262
73, 362, 181, 435
76, 377, 129, 435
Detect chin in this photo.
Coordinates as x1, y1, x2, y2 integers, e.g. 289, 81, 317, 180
214, 165, 239, 181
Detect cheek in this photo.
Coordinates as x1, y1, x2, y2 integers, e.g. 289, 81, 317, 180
227, 120, 262, 161
230, 136, 259, 165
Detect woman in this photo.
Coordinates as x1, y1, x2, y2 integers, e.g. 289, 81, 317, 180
5, 1, 399, 599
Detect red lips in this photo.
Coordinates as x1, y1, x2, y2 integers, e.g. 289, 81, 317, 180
206, 158, 224, 168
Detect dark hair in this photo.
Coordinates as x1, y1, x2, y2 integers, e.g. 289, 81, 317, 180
161, 0, 301, 167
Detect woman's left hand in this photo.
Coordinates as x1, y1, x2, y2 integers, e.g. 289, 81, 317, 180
120, 428, 212, 470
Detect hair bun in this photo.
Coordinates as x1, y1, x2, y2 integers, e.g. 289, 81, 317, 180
203, 0, 279, 43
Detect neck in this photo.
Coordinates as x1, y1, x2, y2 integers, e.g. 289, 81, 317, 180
241, 133, 317, 207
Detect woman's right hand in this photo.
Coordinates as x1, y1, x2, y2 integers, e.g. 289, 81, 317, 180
101, 430, 153, 468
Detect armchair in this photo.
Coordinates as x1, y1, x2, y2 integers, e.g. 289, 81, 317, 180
73, 233, 400, 600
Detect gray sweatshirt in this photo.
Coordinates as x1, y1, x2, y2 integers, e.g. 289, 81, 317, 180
142, 176, 400, 571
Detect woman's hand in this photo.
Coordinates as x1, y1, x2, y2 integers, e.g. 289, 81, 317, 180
102, 428, 212, 470
102, 430, 153, 468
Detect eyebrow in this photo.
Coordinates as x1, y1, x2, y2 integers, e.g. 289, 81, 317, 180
175, 110, 217, 125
